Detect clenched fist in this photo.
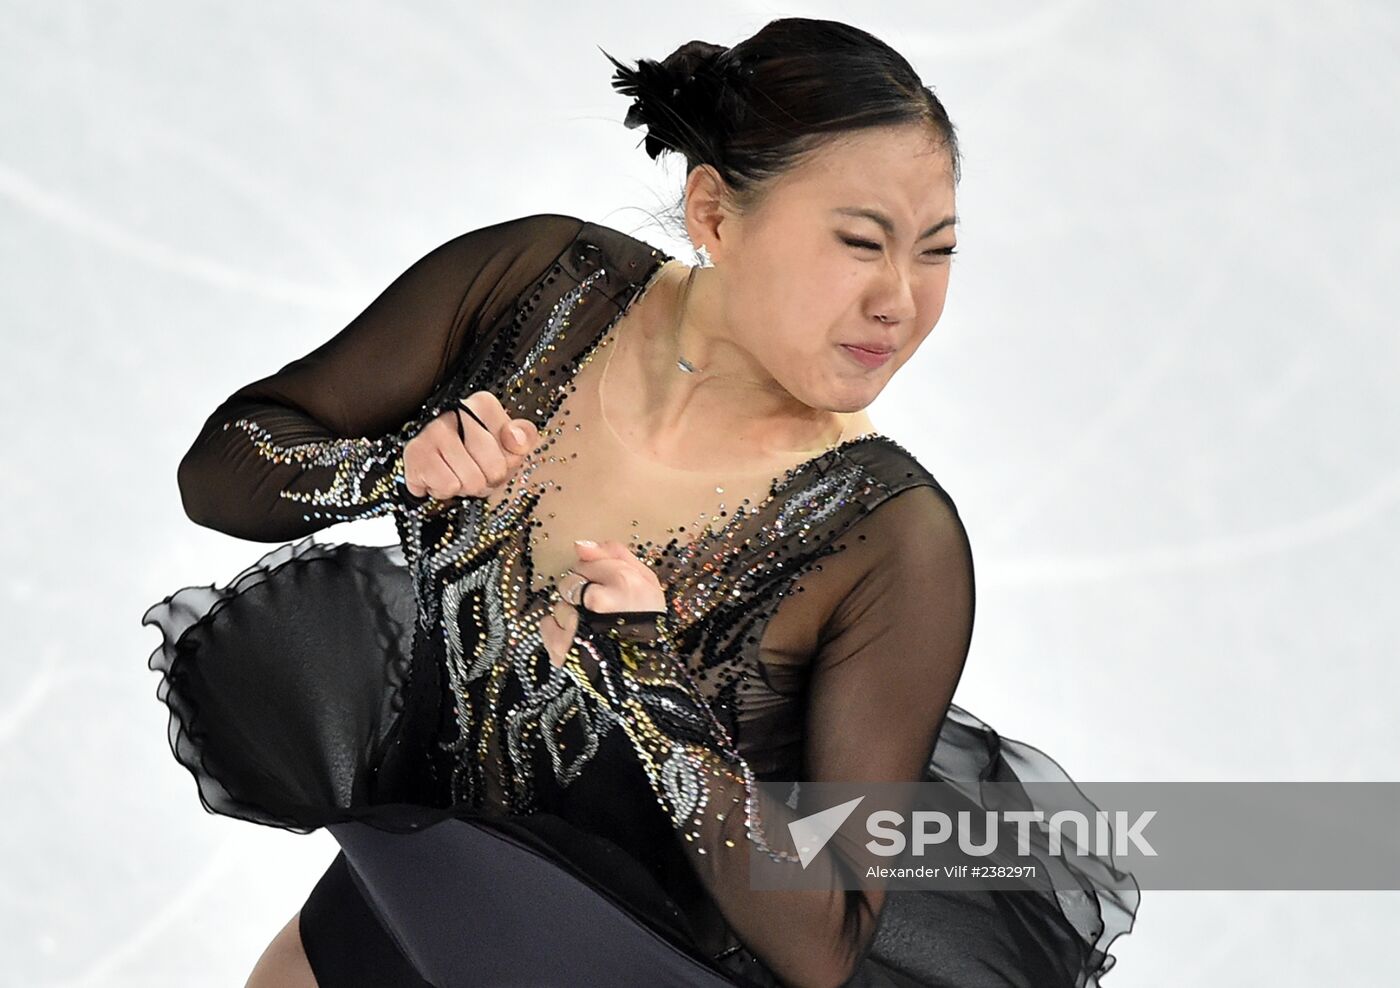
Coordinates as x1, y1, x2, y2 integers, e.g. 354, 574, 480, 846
402, 391, 539, 501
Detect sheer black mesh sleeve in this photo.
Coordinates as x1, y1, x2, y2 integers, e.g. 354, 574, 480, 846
572, 484, 974, 988
175, 213, 586, 542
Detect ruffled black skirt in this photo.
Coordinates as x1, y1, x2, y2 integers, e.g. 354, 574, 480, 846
144, 537, 1139, 987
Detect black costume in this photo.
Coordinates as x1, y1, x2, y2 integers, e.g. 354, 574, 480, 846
144, 214, 1138, 987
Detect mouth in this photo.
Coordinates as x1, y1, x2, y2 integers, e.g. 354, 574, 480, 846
838, 342, 896, 369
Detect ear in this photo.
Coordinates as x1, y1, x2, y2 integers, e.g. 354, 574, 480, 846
683, 165, 732, 264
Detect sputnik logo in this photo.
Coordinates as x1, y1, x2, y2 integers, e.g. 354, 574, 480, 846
788, 796, 865, 868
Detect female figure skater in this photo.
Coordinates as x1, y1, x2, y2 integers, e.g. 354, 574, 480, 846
145, 18, 1138, 988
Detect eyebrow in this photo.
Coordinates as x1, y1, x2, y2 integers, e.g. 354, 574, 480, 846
831, 207, 958, 240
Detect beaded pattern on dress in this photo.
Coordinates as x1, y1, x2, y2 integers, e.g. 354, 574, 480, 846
220, 251, 894, 866
223, 418, 406, 526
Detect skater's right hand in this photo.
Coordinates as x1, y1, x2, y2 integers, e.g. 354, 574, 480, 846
402, 391, 539, 502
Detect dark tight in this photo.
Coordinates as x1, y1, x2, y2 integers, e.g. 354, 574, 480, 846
299, 816, 743, 988
300, 848, 433, 987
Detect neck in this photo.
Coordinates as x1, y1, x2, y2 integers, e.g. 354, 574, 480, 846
615, 260, 855, 460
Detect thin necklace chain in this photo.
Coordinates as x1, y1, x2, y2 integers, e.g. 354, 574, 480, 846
505, 261, 728, 591
506, 259, 860, 594
595, 267, 848, 470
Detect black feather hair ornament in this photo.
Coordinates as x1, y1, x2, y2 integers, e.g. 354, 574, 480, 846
600, 41, 741, 163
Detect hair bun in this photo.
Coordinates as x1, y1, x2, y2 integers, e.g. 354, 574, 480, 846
659, 39, 730, 85
604, 41, 732, 161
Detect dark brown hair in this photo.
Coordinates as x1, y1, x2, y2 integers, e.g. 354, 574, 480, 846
602, 17, 961, 220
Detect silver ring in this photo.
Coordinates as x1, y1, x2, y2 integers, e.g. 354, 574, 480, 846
564, 576, 593, 608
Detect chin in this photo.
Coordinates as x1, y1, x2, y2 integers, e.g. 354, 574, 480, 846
791, 362, 883, 412
818, 384, 880, 415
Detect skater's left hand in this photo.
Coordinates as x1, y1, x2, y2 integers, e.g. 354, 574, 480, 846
540, 539, 665, 668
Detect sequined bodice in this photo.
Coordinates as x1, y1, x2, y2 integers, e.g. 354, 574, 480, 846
391, 258, 888, 820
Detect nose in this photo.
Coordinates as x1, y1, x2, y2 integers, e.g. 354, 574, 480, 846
870, 263, 918, 326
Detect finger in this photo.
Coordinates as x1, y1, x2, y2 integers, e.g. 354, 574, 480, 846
541, 615, 567, 667
575, 540, 645, 576
571, 539, 606, 561
420, 456, 464, 501
436, 434, 489, 497
564, 554, 623, 584
559, 568, 603, 610
541, 601, 578, 668
573, 538, 637, 566
594, 539, 638, 561
562, 558, 632, 614
503, 417, 540, 458
559, 601, 579, 637
456, 402, 491, 437
455, 399, 511, 489
572, 544, 664, 613
459, 391, 534, 461
568, 552, 649, 595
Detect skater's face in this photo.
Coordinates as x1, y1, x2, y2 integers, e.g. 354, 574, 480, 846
680, 121, 959, 416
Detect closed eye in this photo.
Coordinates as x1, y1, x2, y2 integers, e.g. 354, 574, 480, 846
841, 236, 958, 258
